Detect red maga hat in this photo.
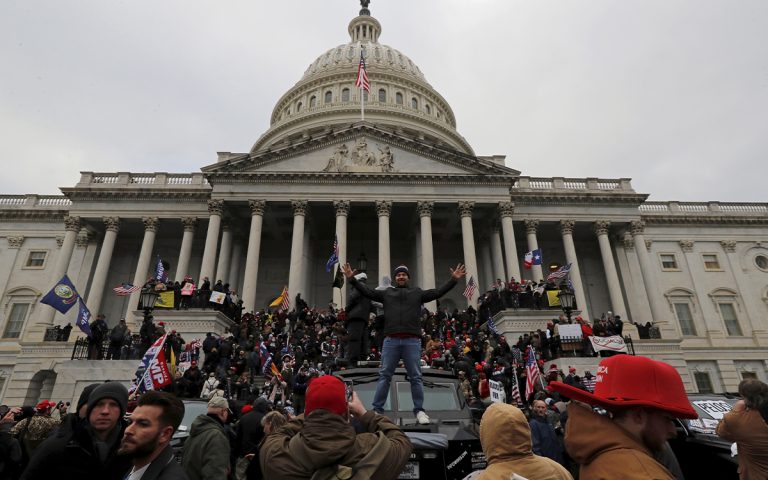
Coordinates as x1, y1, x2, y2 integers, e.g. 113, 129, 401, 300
548, 355, 697, 419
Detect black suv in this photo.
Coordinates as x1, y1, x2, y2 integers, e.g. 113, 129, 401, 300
337, 367, 486, 480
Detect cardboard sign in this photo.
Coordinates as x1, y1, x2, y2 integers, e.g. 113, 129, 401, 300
588, 335, 628, 353
489, 380, 506, 403
181, 283, 195, 296
692, 400, 733, 420
558, 324, 582, 340
209, 291, 226, 304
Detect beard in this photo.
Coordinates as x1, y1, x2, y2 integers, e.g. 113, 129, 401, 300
118, 436, 159, 458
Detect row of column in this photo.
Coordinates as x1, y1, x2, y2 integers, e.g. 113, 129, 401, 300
45, 202, 674, 331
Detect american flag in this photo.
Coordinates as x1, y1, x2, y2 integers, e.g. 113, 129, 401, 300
547, 263, 571, 284
113, 283, 140, 296
279, 286, 291, 312
510, 368, 523, 406
487, 316, 501, 336
326, 235, 339, 273
355, 50, 370, 92
463, 276, 477, 301
525, 347, 540, 401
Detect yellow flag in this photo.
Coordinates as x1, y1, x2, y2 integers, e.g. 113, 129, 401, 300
169, 348, 177, 376
547, 290, 561, 307
269, 286, 288, 308
154, 291, 175, 308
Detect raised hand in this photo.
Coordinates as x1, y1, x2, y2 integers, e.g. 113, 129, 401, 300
342, 263, 356, 279
450, 263, 467, 279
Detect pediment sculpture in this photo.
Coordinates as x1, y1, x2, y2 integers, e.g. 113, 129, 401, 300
323, 138, 396, 173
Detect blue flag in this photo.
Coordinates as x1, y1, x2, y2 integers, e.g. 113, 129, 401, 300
325, 235, 339, 273
40, 274, 80, 314
76, 298, 93, 338
155, 255, 167, 282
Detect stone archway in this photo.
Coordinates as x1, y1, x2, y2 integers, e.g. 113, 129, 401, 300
23, 370, 57, 405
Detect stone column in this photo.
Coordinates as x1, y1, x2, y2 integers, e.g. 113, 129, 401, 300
229, 239, 244, 293
198, 199, 223, 285
333, 200, 350, 308
215, 223, 233, 283
479, 240, 493, 290
375, 200, 392, 287
32, 216, 81, 334
417, 201, 436, 311
560, 220, 589, 320
490, 224, 506, 283
630, 221, 675, 337
126, 217, 159, 326
459, 201, 479, 306
175, 217, 197, 282
287, 200, 308, 309
594, 220, 627, 319
87, 217, 120, 315
241, 200, 266, 314
524, 219, 544, 282
499, 202, 521, 281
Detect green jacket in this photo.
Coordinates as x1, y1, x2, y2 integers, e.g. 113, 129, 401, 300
181, 414, 230, 480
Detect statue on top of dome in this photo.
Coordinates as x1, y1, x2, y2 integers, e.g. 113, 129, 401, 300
360, 0, 371, 15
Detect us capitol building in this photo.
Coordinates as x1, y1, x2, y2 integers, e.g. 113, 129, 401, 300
1, 3, 766, 405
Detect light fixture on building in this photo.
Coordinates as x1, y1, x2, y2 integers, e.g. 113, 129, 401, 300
139, 289, 159, 318
557, 288, 576, 322
357, 252, 368, 272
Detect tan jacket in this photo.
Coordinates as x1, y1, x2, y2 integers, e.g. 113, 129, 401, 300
717, 408, 768, 480
476, 403, 573, 480
564, 403, 674, 480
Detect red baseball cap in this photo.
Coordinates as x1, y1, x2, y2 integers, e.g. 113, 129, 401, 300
549, 355, 697, 419
305, 376, 347, 417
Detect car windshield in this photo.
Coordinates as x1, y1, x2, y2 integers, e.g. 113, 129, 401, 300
687, 398, 738, 435
396, 382, 459, 412
178, 401, 209, 432
350, 381, 391, 410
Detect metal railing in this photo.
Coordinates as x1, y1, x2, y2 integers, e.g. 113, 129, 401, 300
71, 336, 145, 360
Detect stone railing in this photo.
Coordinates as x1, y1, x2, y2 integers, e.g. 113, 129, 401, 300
512, 177, 634, 192
0, 194, 72, 208
77, 172, 210, 187
639, 201, 768, 216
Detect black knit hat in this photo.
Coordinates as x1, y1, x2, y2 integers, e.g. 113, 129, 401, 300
393, 265, 410, 277
87, 382, 129, 417
76, 383, 100, 413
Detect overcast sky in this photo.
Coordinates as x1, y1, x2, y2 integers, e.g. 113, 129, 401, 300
2, 0, 766, 202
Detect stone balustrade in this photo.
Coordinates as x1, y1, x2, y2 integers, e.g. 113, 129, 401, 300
0, 194, 72, 208
513, 176, 634, 192
76, 172, 210, 187
639, 201, 768, 216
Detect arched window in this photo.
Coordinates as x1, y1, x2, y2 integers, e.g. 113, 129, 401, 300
395, 92, 403, 105
324, 91, 332, 104
425, 104, 431, 115
342, 88, 350, 102
411, 97, 418, 109
296, 102, 303, 112
309, 96, 317, 108
378, 89, 387, 103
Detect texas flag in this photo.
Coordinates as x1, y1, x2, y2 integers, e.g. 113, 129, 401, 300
523, 249, 542, 270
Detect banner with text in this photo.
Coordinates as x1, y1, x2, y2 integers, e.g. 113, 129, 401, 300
588, 335, 628, 353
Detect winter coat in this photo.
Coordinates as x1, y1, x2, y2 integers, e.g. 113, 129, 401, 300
529, 415, 565, 465
564, 403, 674, 480
260, 409, 411, 480
181, 414, 230, 480
475, 403, 572, 480
236, 398, 269, 457
346, 286, 373, 321
349, 276, 457, 336
716, 407, 768, 480
139, 445, 189, 480
21, 419, 131, 480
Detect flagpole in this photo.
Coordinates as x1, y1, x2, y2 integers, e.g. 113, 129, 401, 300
361, 47, 365, 122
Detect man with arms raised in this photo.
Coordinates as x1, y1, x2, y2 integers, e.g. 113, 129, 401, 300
343, 262, 465, 424
548, 355, 697, 480
118, 391, 188, 480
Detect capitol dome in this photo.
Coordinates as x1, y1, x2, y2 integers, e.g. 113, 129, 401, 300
250, 5, 474, 155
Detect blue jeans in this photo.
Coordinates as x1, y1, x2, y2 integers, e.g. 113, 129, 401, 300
373, 336, 424, 414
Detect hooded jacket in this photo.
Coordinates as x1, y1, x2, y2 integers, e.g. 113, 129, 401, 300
475, 403, 572, 480
564, 403, 674, 480
181, 414, 230, 480
260, 409, 411, 480
349, 276, 456, 336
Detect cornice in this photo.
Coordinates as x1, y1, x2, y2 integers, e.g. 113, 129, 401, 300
209, 171, 514, 187
60, 190, 211, 202
0, 210, 68, 221
512, 192, 649, 205
641, 215, 768, 226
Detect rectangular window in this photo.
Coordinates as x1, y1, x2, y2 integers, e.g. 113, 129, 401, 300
703, 254, 721, 270
693, 371, 714, 394
660, 254, 678, 270
741, 371, 758, 380
673, 303, 697, 336
3, 303, 30, 338
25, 251, 47, 268
719, 303, 743, 336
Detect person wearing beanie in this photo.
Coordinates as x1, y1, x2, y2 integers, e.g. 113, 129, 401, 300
181, 396, 231, 480
343, 261, 466, 425
260, 375, 411, 480
22, 382, 131, 480
345, 272, 374, 364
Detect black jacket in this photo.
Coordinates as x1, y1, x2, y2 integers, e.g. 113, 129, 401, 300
139, 445, 189, 480
235, 398, 269, 457
349, 277, 457, 336
346, 285, 373, 321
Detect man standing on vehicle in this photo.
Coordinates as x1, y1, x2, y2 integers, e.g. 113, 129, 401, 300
260, 375, 411, 479
343, 262, 466, 424
118, 391, 188, 480
548, 354, 698, 480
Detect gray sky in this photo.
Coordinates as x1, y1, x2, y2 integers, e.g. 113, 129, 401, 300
2, 0, 767, 202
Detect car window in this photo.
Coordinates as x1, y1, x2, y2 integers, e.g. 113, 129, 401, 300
396, 382, 459, 412
178, 402, 209, 432
350, 381, 391, 411
687, 399, 737, 435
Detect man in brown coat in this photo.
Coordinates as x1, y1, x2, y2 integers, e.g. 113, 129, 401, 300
717, 378, 768, 479
259, 375, 412, 480
549, 355, 698, 480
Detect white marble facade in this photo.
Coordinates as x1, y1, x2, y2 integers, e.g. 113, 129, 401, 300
1, 6, 767, 405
